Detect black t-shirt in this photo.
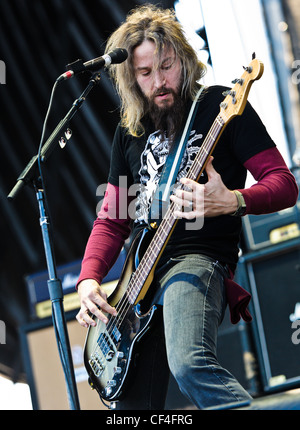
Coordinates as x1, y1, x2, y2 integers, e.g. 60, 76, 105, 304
108, 85, 275, 270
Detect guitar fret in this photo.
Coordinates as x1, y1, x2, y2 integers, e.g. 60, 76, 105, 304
126, 216, 176, 305
216, 115, 225, 127
207, 131, 216, 142
188, 158, 202, 180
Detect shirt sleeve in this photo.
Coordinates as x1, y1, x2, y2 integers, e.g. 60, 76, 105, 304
239, 147, 298, 215
76, 183, 132, 287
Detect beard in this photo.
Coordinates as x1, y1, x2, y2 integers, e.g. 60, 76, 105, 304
147, 87, 186, 143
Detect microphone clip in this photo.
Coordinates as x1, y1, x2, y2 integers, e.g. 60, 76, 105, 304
66, 59, 85, 74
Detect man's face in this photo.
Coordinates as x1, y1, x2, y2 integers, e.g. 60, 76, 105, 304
133, 40, 182, 109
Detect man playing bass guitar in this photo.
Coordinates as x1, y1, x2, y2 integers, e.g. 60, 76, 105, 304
76, 5, 298, 410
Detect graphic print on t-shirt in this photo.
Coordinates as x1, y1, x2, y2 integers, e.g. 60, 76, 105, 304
135, 129, 203, 224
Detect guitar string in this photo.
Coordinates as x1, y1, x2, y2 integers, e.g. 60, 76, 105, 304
91, 74, 250, 364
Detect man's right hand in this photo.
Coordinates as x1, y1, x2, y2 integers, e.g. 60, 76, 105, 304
76, 279, 117, 328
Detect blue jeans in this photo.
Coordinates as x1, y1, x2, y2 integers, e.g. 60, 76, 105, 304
160, 254, 252, 409
115, 254, 252, 410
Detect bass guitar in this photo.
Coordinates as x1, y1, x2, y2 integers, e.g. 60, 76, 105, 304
83, 55, 264, 402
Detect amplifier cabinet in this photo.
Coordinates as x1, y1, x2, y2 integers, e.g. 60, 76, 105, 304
24, 250, 126, 319
237, 238, 300, 393
20, 312, 194, 410
242, 201, 300, 251
19, 311, 108, 410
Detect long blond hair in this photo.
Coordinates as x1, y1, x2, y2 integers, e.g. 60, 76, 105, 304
105, 4, 206, 136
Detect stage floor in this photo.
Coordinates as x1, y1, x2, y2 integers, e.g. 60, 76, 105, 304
239, 388, 300, 410
200, 388, 300, 410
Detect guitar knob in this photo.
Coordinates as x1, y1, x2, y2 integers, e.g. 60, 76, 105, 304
116, 351, 124, 359
105, 386, 112, 397
114, 366, 122, 375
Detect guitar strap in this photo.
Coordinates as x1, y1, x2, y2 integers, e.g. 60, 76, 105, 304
149, 85, 206, 226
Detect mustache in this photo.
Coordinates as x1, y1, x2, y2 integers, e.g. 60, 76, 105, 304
151, 87, 175, 98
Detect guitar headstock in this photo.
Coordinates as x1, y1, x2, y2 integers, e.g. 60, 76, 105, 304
219, 54, 264, 124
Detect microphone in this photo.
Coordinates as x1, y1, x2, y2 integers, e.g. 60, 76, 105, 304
57, 48, 128, 82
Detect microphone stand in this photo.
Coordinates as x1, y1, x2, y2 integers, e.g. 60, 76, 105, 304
8, 71, 102, 410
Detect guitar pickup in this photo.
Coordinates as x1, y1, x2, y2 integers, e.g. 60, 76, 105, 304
89, 353, 105, 377
98, 333, 116, 361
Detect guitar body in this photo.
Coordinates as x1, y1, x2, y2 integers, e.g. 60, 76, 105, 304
83, 228, 158, 401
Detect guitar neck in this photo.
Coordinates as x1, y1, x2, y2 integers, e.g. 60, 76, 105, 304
127, 114, 225, 304
186, 114, 225, 182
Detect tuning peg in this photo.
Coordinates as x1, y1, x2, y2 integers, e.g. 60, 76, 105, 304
232, 78, 244, 85
222, 90, 237, 105
252, 52, 256, 60
223, 90, 236, 97
220, 101, 228, 110
243, 65, 253, 73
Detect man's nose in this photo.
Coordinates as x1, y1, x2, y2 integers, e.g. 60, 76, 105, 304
152, 69, 166, 88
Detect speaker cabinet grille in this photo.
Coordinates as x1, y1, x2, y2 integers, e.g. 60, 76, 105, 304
237, 239, 300, 392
